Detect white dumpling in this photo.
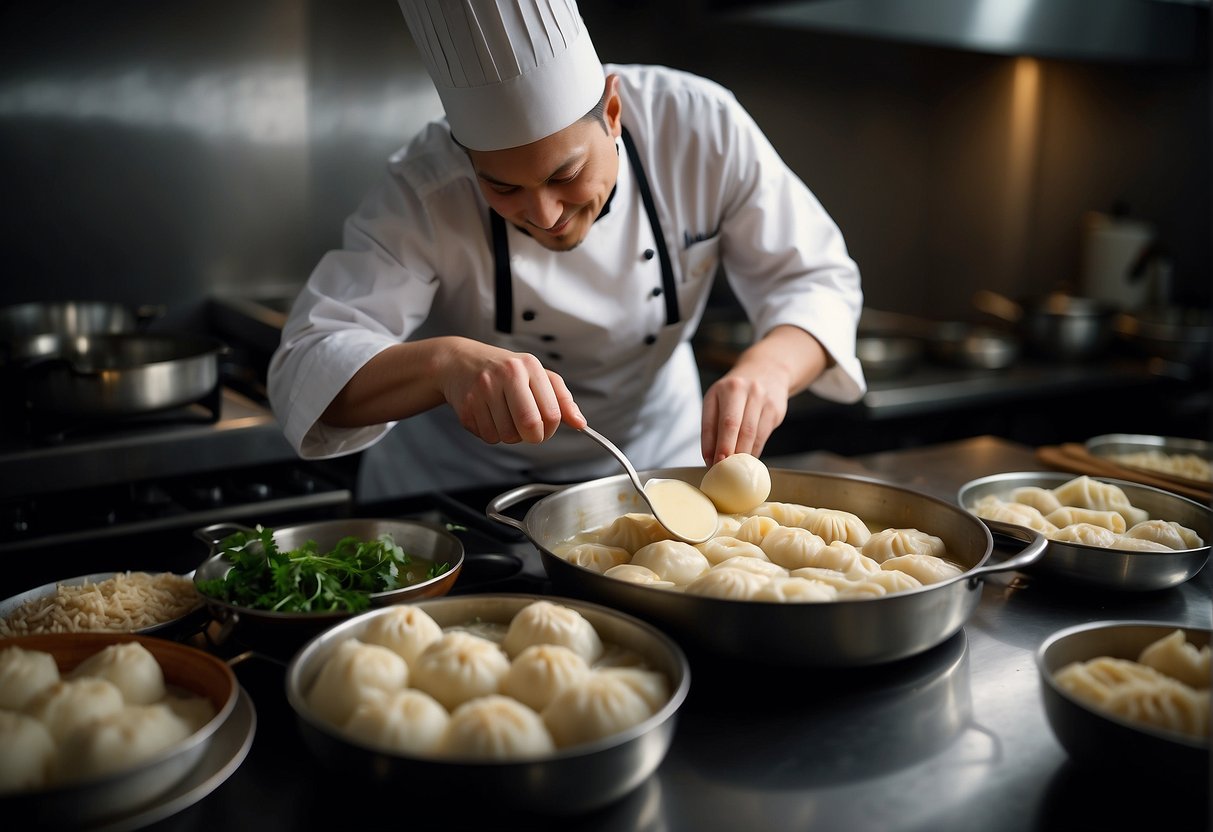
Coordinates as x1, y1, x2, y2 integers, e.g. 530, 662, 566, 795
734, 515, 781, 547
700, 452, 771, 514
542, 671, 654, 747
594, 513, 671, 553
799, 508, 872, 546
799, 541, 881, 577
713, 556, 788, 578
307, 638, 409, 727
684, 567, 770, 600
632, 540, 711, 587
502, 600, 604, 663
861, 528, 946, 563
1046, 507, 1126, 534
69, 641, 165, 705
0, 646, 60, 711
162, 692, 218, 733
1009, 486, 1063, 516
412, 631, 510, 711
500, 644, 591, 712
862, 569, 924, 594
52, 703, 192, 785
1052, 475, 1147, 525
714, 514, 744, 537
1054, 657, 1169, 704
0, 711, 55, 793
788, 566, 860, 591
593, 667, 671, 712
836, 580, 889, 599
971, 500, 1059, 535
360, 605, 444, 666
1049, 523, 1118, 548
759, 525, 828, 569
343, 688, 450, 755
603, 564, 676, 589
1123, 520, 1204, 551
562, 542, 632, 574
880, 554, 964, 585
754, 576, 839, 603
750, 501, 812, 527
695, 535, 769, 566
1101, 680, 1209, 739
1109, 536, 1173, 552
1138, 629, 1211, 690
441, 694, 554, 759
27, 677, 125, 743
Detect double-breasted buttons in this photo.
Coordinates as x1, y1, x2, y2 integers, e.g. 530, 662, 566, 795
521, 310, 536, 322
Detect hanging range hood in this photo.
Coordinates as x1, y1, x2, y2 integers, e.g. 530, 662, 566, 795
725, 0, 1209, 65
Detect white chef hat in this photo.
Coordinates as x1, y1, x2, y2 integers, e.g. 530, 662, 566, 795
397, 0, 605, 152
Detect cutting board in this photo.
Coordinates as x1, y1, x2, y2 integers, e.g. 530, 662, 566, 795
1035, 443, 1212, 504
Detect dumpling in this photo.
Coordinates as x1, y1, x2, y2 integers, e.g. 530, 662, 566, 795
1101, 680, 1209, 739
631, 540, 711, 587
714, 514, 744, 537
700, 452, 771, 514
799, 541, 881, 577
502, 600, 604, 664
713, 556, 788, 578
594, 513, 671, 553
799, 508, 872, 547
1009, 486, 1063, 516
162, 692, 218, 733
754, 576, 838, 603
1109, 537, 1172, 552
441, 695, 555, 759
26, 677, 125, 743
750, 501, 811, 527
789, 567, 860, 591
1138, 629, 1211, 690
360, 605, 443, 666
69, 641, 165, 705
1049, 523, 1118, 548
603, 563, 676, 589
1122, 520, 1204, 551
971, 500, 1058, 535
759, 525, 828, 570
862, 569, 924, 594
0, 646, 60, 711
1051, 475, 1148, 525
307, 638, 409, 726
880, 554, 964, 585
51, 703, 193, 785
593, 667, 671, 712
542, 671, 654, 747
1053, 657, 1169, 704
695, 535, 768, 566
0, 711, 55, 793
561, 542, 632, 574
1046, 507, 1126, 534
836, 581, 889, 599
412, 631, 510, 711
684, 567, 770, 600
734, 515, 781, 547
343, 688, 450, 755
861, 528, 946, 562
500, 644, 591, 712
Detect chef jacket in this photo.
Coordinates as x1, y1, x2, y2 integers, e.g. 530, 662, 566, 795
268, 64, 866, 501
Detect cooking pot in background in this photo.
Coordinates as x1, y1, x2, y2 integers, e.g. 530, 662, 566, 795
1114, 305, 1212, 372
973, 289, 1117, 362
0, 300, 163, 362
859, 308, 1020, 371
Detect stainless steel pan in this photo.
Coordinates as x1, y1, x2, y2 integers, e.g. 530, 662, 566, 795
489, 468, 1046, 667
0, 300, 163, 362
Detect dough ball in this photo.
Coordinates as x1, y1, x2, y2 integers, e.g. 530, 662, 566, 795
51, 703, 192, 785
411, 631, 511, 711
500, 644, 591, 712
441, 694, 555, 760
0, 645, 60, 711
307, 638, 409, 727
343, 688, 450, 755
0, 710, 56, 793
26, 677, 126, 743
502, 600, 604, 664
360, 604, 444, 666
69, 641, 166, 705
542, 671, 655, 747
700, 453, 772, 514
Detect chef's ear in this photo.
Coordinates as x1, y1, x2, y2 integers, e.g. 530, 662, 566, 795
603, 74, 623, 139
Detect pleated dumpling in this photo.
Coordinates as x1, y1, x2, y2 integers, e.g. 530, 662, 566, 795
500, 644, 591, 712
862, 568, 924, 595
799, 508, 872, 547
594, 513, 671, 553
0, 646, 60, 711
684, 567, 769, 600
26, 677, 125, 743
880, 554, 964, 585
411, 631, 510, 711
754, 575, 838, 603
542, 671, 654, 747
307, 638, 409, 726
1046, 507, 1126, 534
695, 535, 768, 566
441, 695, 555, 759
1122, 520, 1204, 551
70, 641, 166, 705
861, 528, 946, 563
971, 499, 1058, 535
750, 501, 812, 527
631, 540, 711, 587
502, 600, 604, 664
51, 703, 193, 784
1051, 475, 1148, 526
759, 525, 828, 570
343, 688, 450, 755
1101, 679, 1209, 739
799, 541, 880, 577
603, 563, 676, 589
1008, 486, 1063, 516
0, 711, 56, 793
561, 542, 632, 574
1050, 523, 1118, 548
360, 605, 443, 666
713, 556, 788, 578
1137, 629, 1211, 690
594, 667, 671, 712
734, 515, 781, 547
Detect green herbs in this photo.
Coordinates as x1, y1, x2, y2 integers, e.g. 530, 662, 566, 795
196, 525, 451, 613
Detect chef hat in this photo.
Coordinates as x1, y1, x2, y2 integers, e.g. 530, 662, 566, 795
397, 0, 606, 151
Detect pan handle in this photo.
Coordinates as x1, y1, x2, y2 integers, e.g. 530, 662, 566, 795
486, 483, 563, 536
193, 522, 256, 549
961, 519, 1048, 585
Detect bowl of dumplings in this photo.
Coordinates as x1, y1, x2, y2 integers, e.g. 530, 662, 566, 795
1036, 621, 1210, 771
958, 472, 1211, 591
0, 632, 238, 827
284, 594, 690, 815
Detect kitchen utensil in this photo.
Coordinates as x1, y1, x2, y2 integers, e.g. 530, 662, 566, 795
488, 467, 1046, 667
1084, 433, 1211, 489
855, 334, 923, 380
957, 471, 1211, 591
192, 519, 465, 648
0, 631, 240, 828
285, 593, 690, 815
1036, 621, 1209, 772
579, 425, 717, 544
973, 289, 1117, 361
1079, 210, 1158, 310
926, 322, 1020, 370
1114, 305, 1212, 369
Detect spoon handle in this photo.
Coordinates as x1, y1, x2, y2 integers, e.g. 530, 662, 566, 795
579, 425, 646, 494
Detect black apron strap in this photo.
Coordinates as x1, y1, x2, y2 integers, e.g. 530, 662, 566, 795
621, 126, 679, 326
489, 209, 512, 333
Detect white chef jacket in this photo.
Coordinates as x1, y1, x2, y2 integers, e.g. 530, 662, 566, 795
268, 64, 866, 501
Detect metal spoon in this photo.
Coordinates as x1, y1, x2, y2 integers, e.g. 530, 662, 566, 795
579, 425, 717, 544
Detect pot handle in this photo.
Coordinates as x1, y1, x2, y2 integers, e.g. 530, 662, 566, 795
486, 483, 563, 536
962, 519, 1048, 585
193, 522, 256, 550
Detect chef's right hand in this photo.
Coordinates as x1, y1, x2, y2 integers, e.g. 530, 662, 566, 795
440, 338, 586, 445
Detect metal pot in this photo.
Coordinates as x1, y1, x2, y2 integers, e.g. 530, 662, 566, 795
488, 468, 1046, 667
973, 289, 1117, 361
1114, 305, 1212, 368
926, 322, 1020, 370
0, 300, 163, 362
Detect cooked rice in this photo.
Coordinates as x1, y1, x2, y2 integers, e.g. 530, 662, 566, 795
0, 571, 203, 636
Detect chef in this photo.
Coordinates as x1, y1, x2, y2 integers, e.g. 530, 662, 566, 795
268, 0, 867, 501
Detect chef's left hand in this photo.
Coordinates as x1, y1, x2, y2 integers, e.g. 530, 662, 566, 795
700, 325, 829, 465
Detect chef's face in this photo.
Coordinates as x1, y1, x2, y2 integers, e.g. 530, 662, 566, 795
467, 75, 622, 252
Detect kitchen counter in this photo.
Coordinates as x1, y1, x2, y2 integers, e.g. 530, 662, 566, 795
134, 436, 1209, 832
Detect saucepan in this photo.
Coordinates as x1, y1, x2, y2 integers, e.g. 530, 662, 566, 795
0, 300, 163, 363
488, 468, 1047, 667
973, 289, 1117, 361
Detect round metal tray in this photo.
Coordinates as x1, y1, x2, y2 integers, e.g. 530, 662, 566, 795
0, 572, 206, 637
1084, 433, 1212, 488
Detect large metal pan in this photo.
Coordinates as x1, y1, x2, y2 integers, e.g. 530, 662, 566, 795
488, 468, 1046, 667
0, 300, 163, 362
973, 289, 1117, 361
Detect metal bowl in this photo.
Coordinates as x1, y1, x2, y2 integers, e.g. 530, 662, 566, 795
855, 334, 923, 380
0, 631, 239, 827
1085, 433, 1212, 487
957, 472, 1211, 591
284, 593, 690, 815
926, 322, 1020, 370
193, 519, 465, 649
1036, 621, 1210, 771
